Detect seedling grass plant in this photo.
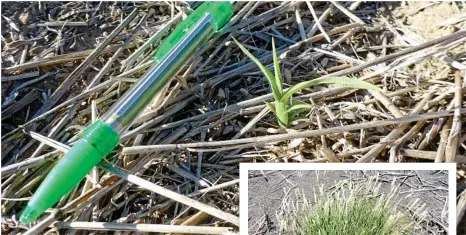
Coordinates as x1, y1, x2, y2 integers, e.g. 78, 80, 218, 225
233, 37, 381, 128
277, 176, 427, 235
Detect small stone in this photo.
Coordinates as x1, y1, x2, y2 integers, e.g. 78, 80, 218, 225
222, 125, 234, 135
321, 58, 329, 67
19, 12, 31, 25
217, 88, 225, 98
285, 68, 292, 84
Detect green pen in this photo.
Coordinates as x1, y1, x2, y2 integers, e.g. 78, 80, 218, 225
19, 1, 233, 224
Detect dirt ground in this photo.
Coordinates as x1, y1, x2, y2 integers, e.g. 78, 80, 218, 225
391, 1, 464, 41
248, 170, 449, 235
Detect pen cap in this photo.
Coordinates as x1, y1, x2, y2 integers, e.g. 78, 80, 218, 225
19, 120, 119, 224
154, 1, 233, 62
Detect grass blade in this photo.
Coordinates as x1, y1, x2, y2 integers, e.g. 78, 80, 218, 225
272, 38, 283, 94
287, 103, 311, 113
266, 102, 276, 114
275, 101, 288, 128
281, 77, 381, 103
232, 37, 281, 101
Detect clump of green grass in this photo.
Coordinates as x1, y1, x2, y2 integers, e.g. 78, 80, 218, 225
233, 37, 381, 128
277, 176, 427, 235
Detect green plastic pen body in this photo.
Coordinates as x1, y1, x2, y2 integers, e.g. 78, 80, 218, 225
19, 2, 233, 224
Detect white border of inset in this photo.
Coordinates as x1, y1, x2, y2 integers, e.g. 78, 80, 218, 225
240, 163, 456, 235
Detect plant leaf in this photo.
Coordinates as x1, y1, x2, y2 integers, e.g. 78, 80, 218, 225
287, 103, 311, 113
288, 100, 311, 119
266, 102, 276, 114
268, 102, 289, 128
232, 37, 281, 101
281, 77, 381, 103
272, 38, 283, 95
274, 101, 289, 128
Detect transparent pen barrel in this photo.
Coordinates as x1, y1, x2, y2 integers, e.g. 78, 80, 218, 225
102, 14, 213, 132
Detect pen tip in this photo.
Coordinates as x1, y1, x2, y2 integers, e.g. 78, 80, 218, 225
19, 206, 38, 225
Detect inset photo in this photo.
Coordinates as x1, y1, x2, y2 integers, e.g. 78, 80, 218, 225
240, 163, 455, 235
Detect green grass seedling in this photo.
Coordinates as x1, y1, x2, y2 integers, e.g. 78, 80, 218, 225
233, 37, 381, 128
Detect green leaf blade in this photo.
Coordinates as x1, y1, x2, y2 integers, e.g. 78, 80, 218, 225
266, 102, 276, 114
274, 101, 289, 128
232, 37, 281, 101
272, 38, 283, 95
287, 103, 311, 113
281, 77, 381, 103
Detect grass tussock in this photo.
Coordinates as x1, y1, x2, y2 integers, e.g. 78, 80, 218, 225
277, 176, 427, 235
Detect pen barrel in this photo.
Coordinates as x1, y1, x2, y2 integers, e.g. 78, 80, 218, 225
102, 13, 214, 132
20, 2, 233, 224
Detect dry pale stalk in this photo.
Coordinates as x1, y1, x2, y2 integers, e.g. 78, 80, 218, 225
436, 118, 453, 162
100, 162, 240, 226
357, 90, 435, 162
458, 190, 466, 225
123, 110, 463, 154
445, 71, 463, 162
50, 222, 232, 234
